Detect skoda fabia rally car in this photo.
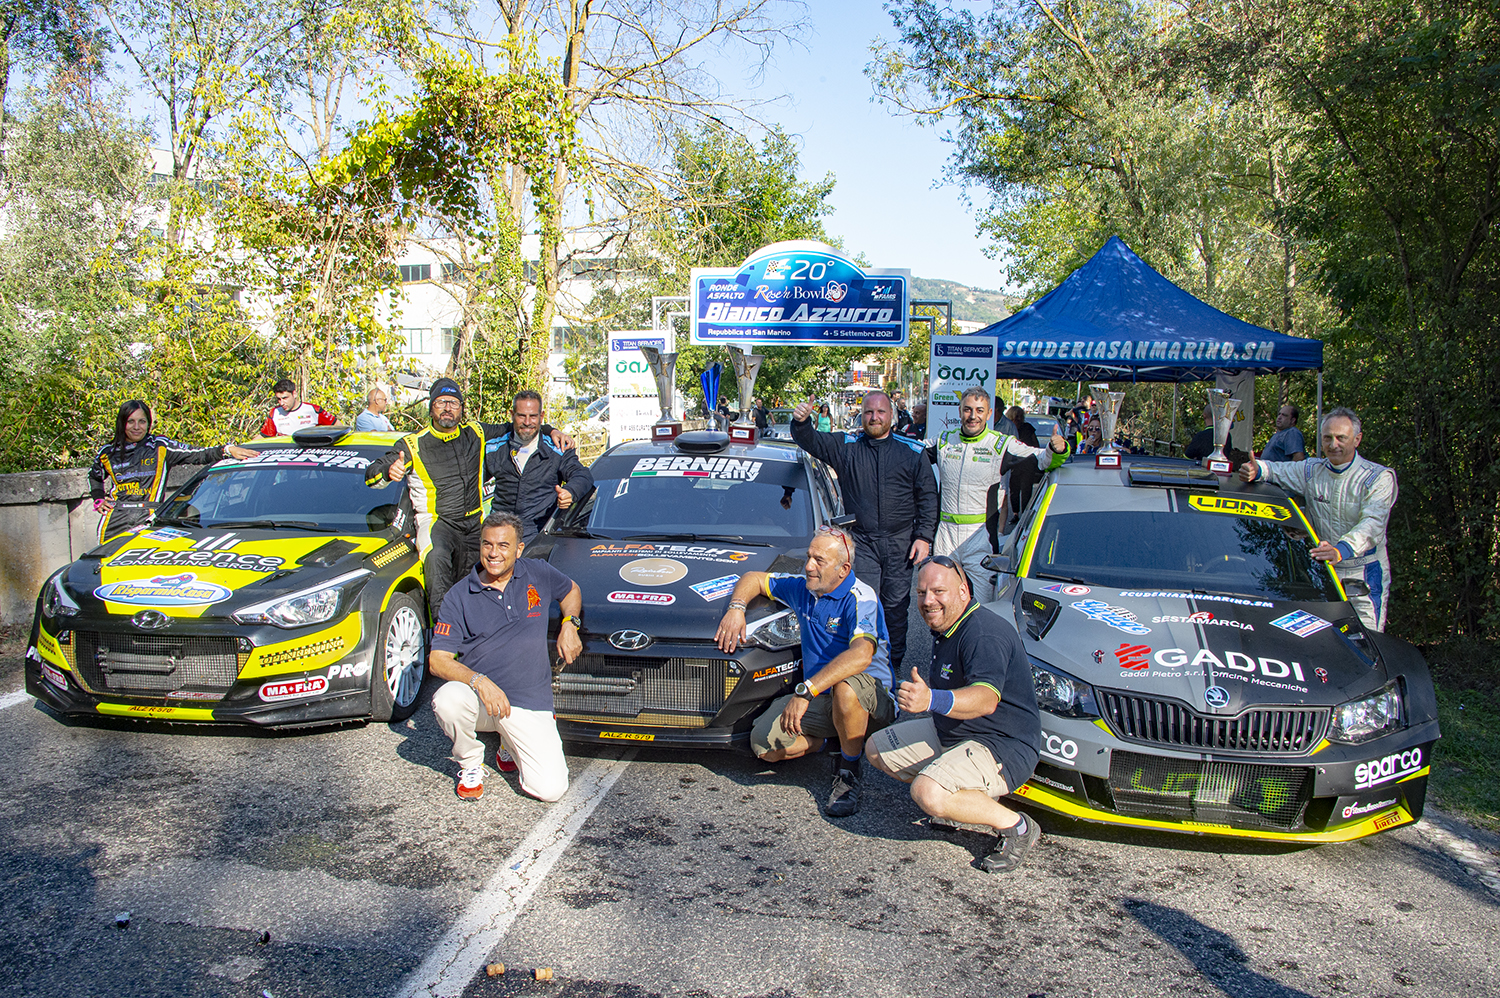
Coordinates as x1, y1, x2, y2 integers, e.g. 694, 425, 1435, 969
25, 428, 429, 727
525, 429, 843, 747
980, 457, 1438, 842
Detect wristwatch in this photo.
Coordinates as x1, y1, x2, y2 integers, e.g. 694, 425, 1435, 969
562, 615, 582, 629
794, 681, 817, 700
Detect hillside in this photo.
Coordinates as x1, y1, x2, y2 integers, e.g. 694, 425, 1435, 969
908, 276, 1016, 325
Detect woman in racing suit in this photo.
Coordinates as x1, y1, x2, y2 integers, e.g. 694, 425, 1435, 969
88, 400, 258, 542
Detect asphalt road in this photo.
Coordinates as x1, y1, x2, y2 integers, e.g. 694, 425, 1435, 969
2, 610, 1497, 998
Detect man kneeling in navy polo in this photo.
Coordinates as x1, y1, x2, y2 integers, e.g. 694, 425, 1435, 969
715, 525, 895, 817
429, 510, 583, 801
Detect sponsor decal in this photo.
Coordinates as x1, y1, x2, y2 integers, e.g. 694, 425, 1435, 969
618, 558, 689, 586
1342, 798, 1398, 820
1071, 599, 1151, 635
1029, 773, 1076, 793
94, 573, 234, 607
1115, 643, 1152, 670
1270, 610, 1333, 638
690, 574, 741, 602
258, 676, 329, 703
166, 690, 223, 701
234, 448, 369, 469
608, 591, 677, 606
1355, 748, 1423, 790
1040, 583, 1090, 595
1119, 590, 1275, 608
1151, 612, 1254, 631
1041, 732, 1080, 766
1204, 686, 1230, 708
1373, 811, 1405, 831
26, 644, 43, 664
527, 585, 541, 610
589, 542, 753, 564
40, 660, 67, 690
1187, 495, 1292, 521
142, 526, 191, 542
256, 636, 345, 669
1092, 649, 1105, 664
1315, 667, 1329, 683
629, 456, 763, 481
1150, 647, 1307, 685
751, 662, 797, 682
434, 622, 452, 637
327, 661, 371, 680
108, 547, 285, 572
600, 731, 655, 741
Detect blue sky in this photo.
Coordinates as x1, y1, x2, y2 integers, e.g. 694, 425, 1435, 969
708, 1, 1003, 289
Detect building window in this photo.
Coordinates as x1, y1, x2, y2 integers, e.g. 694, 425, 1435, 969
437, 328, 457, 354
399, 264, 431, 283
402, 328, 431, 354
552, 328, 567, 351
440, 262, 466, 283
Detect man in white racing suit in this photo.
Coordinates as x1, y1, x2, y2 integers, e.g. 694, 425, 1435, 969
933, 388, 1069, 601
1239, 407, 1398, 631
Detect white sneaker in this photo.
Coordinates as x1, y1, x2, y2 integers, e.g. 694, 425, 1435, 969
456, 766, 484, 800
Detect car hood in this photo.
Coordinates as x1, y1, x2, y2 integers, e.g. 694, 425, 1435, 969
1018, 581, 1383, 710
64, 525, 396, 618
530, 537, 802, 641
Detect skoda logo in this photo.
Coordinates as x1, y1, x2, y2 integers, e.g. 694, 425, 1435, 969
1203, 686, 1230, 709
608, 629, 654, 651
131, 610, 170, 630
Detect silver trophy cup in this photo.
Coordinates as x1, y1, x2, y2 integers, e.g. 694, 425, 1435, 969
640, 346, 678, 423
727, 346, 765, 423
1089, 383, 1125, 455
1207, 388, 1241, 465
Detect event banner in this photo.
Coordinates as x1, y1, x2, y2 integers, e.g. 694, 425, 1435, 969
927, 334, 997, 443
608, 334, 666, 445
690, 242, 908, 348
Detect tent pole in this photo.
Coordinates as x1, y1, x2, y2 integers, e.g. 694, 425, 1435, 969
1315, 370, 1324, 458
1171, 383, 1178, 454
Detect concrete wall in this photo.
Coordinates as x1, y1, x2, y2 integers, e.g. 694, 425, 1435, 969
0, 466, 197, 628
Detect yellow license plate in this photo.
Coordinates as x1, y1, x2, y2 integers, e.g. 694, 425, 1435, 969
600, 731, 654, 741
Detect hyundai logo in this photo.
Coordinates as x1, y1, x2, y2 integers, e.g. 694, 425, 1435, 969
608, 629, 653, 651
131, 610, 170, 630
1203, 685, 1230, 709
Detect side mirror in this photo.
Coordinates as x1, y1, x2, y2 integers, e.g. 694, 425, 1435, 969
1342, 579, 1370, 598
981, 552, 1013, 575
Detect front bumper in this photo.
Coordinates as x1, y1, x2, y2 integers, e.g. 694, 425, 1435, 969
1014, 712, 1437, 842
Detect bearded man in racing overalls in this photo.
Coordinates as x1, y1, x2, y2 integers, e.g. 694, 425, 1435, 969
365, 379, 573, 622
935, 388, 1069, 602
1239, 407, 1397, 631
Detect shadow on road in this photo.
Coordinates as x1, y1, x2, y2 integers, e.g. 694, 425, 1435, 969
1122, 897, 1317, 998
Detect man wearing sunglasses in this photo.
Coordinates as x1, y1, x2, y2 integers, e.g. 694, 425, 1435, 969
866, 555, 1043, 872
715, 526, 895, 817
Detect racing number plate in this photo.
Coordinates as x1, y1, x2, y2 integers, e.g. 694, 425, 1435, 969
600, 731, 655, 741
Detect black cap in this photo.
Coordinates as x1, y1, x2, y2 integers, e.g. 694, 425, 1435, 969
273, 378, 296, 394
429, 378, 463, 405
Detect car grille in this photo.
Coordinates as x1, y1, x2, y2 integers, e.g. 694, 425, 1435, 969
553, 654, 738, 729
74, 631, 240, 697
1106, 750, 1314, 830
1099, 690, 1327, 755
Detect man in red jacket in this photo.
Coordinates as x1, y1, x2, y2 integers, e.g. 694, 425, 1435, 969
260, 378, 337, 437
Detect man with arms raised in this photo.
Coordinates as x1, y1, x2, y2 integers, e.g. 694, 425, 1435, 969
429, 510, 583, 801
716, 526, 894, 817
866, 556, 1043, 873
791, 390, 937, 671
1239, 407, 1397, 630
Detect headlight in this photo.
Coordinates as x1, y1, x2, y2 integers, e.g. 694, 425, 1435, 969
42, 574, 80, 618
232, 570, 371, 628
1329, 681, 1403, 744
744, 609, 801, 650
1030, 657, 1099, 718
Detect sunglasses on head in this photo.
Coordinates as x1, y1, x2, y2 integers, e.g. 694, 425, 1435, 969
918, 553, 969, 590
815, 525, 852, 562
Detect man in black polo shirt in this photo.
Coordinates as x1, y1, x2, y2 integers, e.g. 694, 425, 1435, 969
865, 556, 1043, 872
429, 510, 583, 802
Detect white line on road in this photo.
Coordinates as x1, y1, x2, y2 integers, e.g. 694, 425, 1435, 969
394, 749, 636, 998
0, 688, 30, 711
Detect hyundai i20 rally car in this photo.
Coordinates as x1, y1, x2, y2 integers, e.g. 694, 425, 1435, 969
979, 457, 1438, 842
25, 428, 430, 727
524, 429, 843, 748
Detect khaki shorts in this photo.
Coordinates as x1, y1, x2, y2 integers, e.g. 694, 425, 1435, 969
751, 671, 896, 756
869, 716, 1009, 798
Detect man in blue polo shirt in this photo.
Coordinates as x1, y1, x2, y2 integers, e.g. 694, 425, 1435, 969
715, 525, 894, 817
429, 510, 583, 802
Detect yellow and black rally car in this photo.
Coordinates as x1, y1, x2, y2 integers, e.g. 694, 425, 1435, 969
25, 427, 429, 727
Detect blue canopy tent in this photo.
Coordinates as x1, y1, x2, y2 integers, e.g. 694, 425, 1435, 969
971, 236, 1325, 449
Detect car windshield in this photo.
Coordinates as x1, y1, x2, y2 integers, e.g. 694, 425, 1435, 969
556, 456, 813, 543
156, 458, 401, 533
1028, 505, 1342, 601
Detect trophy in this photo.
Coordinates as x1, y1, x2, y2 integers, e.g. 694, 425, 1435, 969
640, 346, 682, 441
726, 345, 765, 442
1089, 383, 1126, 467
1206, 388, 1240, 473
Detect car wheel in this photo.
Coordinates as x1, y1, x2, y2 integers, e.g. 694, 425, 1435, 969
371, 591, 428, 722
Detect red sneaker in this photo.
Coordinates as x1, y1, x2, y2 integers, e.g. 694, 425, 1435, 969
495, 746, 518, 774
456, 767, 484, 800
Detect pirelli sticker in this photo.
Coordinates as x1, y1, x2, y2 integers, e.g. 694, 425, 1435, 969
1187, 495, 1291, 521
